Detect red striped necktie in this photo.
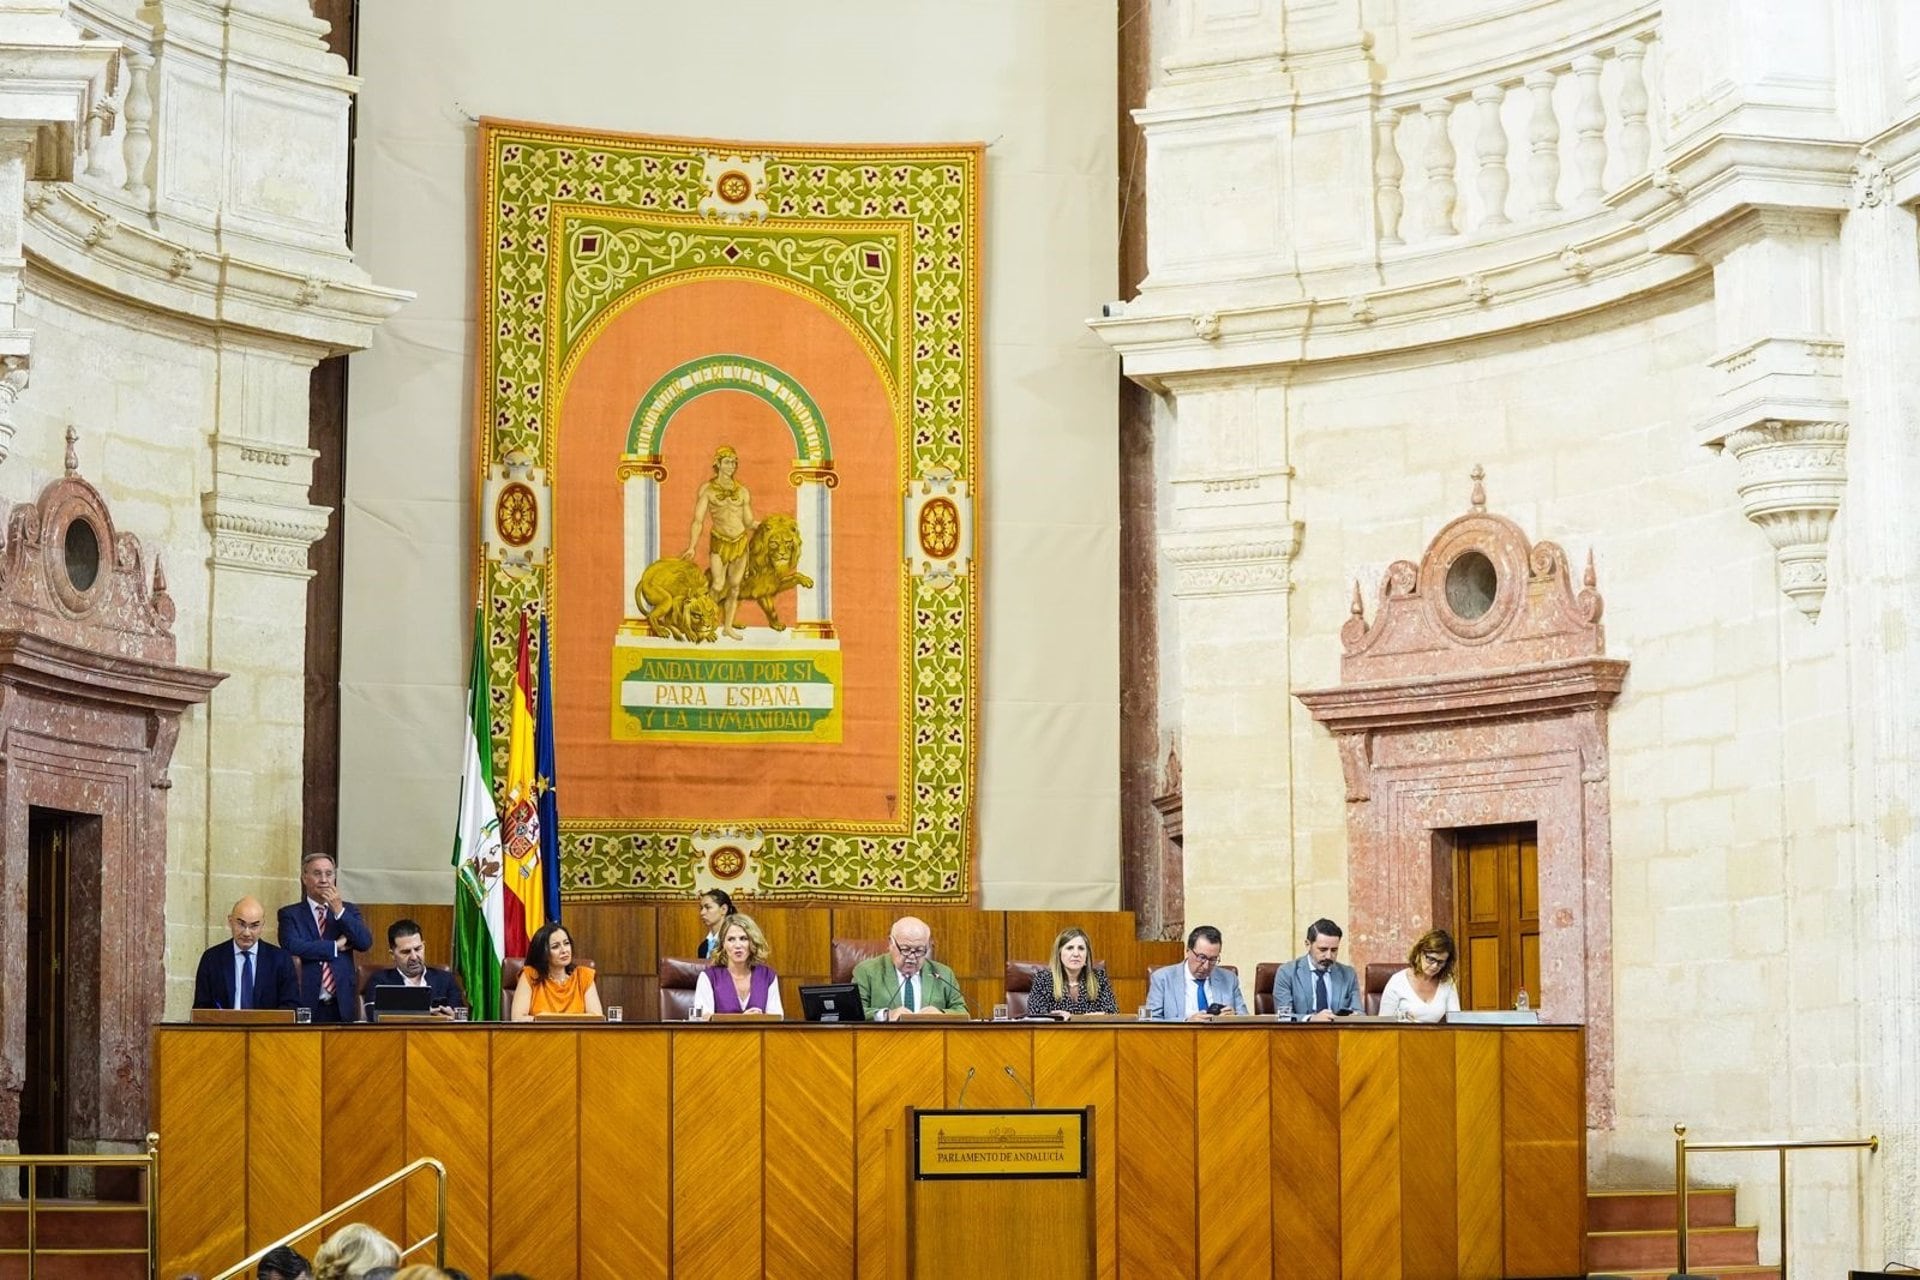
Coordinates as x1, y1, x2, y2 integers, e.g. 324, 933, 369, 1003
315, 905, 335, 996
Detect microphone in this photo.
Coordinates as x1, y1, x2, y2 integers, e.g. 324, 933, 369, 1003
1002, 1064, 1036, 1110
928, 964, 966, 1013
956, 1065, 977, 1108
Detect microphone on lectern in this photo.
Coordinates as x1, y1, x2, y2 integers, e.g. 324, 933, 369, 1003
1002, 1064, 1036, 1109
956, 1065, 977, 1108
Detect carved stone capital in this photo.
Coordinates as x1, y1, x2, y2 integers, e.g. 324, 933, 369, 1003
1161, 522, 1302, 599
1721, 419, 1847, 621
199, 492, 330, 579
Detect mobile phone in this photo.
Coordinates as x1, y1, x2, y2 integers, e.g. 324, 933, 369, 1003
1206, 1002, 1226, 1015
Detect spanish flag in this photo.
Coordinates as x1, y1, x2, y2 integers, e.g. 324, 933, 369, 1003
500, 613, 547, 956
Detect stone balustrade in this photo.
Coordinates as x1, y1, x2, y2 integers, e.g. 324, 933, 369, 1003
1373, 13, 1661, 250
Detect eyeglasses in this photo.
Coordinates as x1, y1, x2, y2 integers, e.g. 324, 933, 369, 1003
891, 940, 930, 958
1187, 949, 1220, 968
1420, 952, 1449, 965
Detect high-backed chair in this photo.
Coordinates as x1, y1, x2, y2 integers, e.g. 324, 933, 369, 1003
1004, 961, 1111, 1018
1364, 963, 1405, 1015
659, 956, 706, 1021
831, 938, 888, 985
1253, 963, 1280, 1017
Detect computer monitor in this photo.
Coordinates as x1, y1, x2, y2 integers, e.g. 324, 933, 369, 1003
372, 984, 432, 1014
800, 983, 866, 1024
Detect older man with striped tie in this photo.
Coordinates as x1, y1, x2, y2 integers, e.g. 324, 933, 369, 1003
277, 852, 373, 1023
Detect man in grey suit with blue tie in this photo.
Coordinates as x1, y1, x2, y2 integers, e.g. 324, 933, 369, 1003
1145, 925, 1247, 1021
1274, 918, 1359, 1021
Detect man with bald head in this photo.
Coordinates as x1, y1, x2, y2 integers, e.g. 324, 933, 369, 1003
851, 915, 969, 1020
192, 896, 299, 1011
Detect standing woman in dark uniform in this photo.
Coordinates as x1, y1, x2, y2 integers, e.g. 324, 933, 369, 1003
696, 888, 735, 960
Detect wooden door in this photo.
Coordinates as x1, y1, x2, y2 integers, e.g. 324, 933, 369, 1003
1452, 823, 1540, 1010
22, 808, 72, 1196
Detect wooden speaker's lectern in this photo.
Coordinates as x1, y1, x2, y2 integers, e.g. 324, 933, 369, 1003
907, 1107, 1092, 1278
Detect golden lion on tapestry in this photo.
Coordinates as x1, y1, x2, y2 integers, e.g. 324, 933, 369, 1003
741, 513, 813, 630
635, 513, 812, 641
635, 557, 721, 643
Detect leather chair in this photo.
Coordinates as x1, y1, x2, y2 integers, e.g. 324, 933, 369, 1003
1364, 963, 1406, 1015
658, 956, 707, 1021
1253, 962, 1280, 1016
1004, 961, 1110, 1018
831, 938, 889, 985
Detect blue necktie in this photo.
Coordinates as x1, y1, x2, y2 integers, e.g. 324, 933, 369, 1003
1194, 977, 1208, 1013
240, 950, 254, 1010
1315, 968, 1329, 1012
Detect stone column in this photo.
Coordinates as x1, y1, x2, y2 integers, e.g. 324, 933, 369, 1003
1157, 379, 1301, 963
199, 341, 330, 921
1840, 150, 1920, 1263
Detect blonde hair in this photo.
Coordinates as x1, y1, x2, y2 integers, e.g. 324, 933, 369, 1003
713, 913, 771, 968
1048, 927, 1103, 1005
390, 1268, 452, 1280
312, 1222, 400, 1280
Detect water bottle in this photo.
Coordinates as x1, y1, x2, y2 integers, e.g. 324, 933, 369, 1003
1514, 988, 1530, 1011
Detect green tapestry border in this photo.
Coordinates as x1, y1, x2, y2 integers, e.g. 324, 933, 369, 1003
474, 121, 982, 903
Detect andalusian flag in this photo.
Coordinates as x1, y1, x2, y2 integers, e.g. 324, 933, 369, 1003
452, 605, 505, 1020
500, 613, 548, 955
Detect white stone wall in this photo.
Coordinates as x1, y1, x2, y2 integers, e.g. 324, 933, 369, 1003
2, 0, 402, 1016
1101, 0, 1911, 1267
342, 0, 1123, 908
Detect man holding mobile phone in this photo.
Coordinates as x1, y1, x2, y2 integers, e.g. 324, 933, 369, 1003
1145, 925, 1248, 1021
1274, 918, 1360, 1022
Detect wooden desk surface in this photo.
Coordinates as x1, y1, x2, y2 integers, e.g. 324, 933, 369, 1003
153, 1020, 1585, 1279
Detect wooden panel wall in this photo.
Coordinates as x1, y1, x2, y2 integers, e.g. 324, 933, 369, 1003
358, 903, 1185, 1018
154, 1024, 1586, 1279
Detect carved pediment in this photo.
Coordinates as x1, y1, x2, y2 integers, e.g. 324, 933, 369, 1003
1337, 467, 1605, 682
0, 427, 177, 663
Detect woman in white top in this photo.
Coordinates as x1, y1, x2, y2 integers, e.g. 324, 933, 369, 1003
1378, 928, 1462, 1023
692, 913, 784, 1019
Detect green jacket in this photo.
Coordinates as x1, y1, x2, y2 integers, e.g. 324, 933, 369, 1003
851, 953, 969, 1019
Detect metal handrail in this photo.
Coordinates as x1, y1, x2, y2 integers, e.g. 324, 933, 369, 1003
1673, 1122, 1879, 1278
0, 1132, 160, 1280
209, 1157, 447, 1280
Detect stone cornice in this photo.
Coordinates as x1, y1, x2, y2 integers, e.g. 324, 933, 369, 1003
1162, 522, 1303, 598
1091, 215, 1703, 387
200, 491, 329, 579
1295, 655, 1630, 734
23, 180, 410, 353
0, 627, 225, 711
1612, 133, 1861, 258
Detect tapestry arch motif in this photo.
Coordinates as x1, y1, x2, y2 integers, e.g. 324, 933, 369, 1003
475, 123, 981, 903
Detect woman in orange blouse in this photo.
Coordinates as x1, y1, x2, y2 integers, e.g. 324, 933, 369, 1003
510, 922, 604, 1021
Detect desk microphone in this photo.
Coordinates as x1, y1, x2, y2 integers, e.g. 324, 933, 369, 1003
956, 1065, 977, 1108
1002, 1064, 1036, 1109
929, 965, 966, 1012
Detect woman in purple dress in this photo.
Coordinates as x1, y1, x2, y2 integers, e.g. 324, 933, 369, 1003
692, 914, 783, 1018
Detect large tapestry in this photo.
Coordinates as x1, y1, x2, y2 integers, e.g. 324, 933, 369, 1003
474, 122, 981, 902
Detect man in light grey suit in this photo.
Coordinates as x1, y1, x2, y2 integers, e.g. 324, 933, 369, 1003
1145, 925, 1247, 1022
1273, 918, 1359, 1021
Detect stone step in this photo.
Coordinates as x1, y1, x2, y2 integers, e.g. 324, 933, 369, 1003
1589, 1186, 1739, 1230
1589, 1224, 1762, 1270
0, 1202, 147, 1249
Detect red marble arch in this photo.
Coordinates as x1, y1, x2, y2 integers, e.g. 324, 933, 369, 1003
1297, 488, 1627, 1127
0, 439, 223, 1151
